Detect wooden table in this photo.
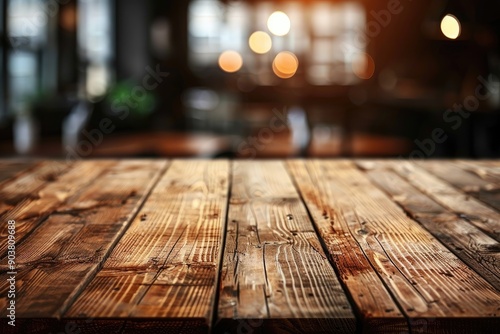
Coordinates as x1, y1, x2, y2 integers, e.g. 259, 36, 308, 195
0, 160, 499, 334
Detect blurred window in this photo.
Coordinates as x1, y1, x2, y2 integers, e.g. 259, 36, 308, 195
5, 0, 49, 114
8, 0, 46, 47
78, 0, 113, 100
0, 0, 113, 117
308, 1, 366, 85
188, 0, 366, 85
8, 51, 37, 111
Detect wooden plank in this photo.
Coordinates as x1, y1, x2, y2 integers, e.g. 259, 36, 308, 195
289, 160, 500, 333
0, 161, 72, 254
0, 160, 37, 186
66, 160, 229, 333
419, 161, 500, 212
0, 160, 116, 257
457, 160, 500, 184
288, 160, 407, 333
0, 161, 38, 218
0, 160, 167, 333
385, 161, 500, 242
216, 161, 355, 334
0, 161, 69, 204
230, 160, 298, 199
359, 163, 500, 291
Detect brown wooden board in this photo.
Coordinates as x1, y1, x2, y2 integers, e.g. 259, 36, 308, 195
0, 160, 167, 333
289, 160, 500, 334
386, 161, 500, 242
0, 161, 76, 256
0, 161, 38, 187
359, 162, 500, 291
216, 161, 355, 334
457, 160, 500, 185
419, 161, 500, 212
0, 159, 498, 334
0, 161, 118, 257
65, 160, 230, 333
288, 160, 408, 333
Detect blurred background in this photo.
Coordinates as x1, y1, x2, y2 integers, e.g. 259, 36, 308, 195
0, 0, 499, 159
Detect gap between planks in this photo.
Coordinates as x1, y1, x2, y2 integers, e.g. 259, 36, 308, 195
65, 160, 230, 334
358, 161, 500, 292
0, 160, 169, 326
216, 161, 356, 334
288, 160, 500, 334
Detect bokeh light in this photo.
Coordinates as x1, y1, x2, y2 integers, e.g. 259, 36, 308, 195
352, 52, 375, 80
440, 14, 461, 40
249, 31, 273, 54
273, 51, 299, 79
379, 68, 398, 91
267, 11, 291, 36
218, 50, 243, 73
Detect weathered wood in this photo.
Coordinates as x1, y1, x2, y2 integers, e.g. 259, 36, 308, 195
0, 161, 73, 255
216, 161, 355, 334
419, 161, 500, 212
0, 161, 69, 205
230, 160, 298, 199
359, 163, 500, 291
0, 161, 116, 257
288, 160, 407, 333
66, 160, 230, 333
0, 160, 167, 325
0, 161, 38, 218
0, 159, 499, 334
289, 160, 500, 333
457, 160, 500, 184
385, 161, 500, 242
0, 161, 37, 186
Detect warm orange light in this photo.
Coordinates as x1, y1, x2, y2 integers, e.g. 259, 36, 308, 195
352, 53, 375, 80
272, 61, 294, 79
273, 51, 298, 79
267, 11, 290, 36
249, 31, 272, 54
441, 14, 461, 39
218, 50, 243, 73
60, 4, 77, 32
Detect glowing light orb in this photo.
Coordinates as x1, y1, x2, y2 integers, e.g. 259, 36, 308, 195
267, 11, 291, 36
441, 14, 461, 40
218, 50, 243, 73
352, 52, 375, 80
273, 51, 298, 79
249, 31, 272, 54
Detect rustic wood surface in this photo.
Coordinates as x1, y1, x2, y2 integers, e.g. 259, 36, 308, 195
0, 160, 499, 334
217, 161, 355, 333
66, 160, 230, 333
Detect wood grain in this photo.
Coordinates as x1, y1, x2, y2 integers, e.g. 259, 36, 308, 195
0, 161, 69, 208
385, 161, 500, 242
0, 160, 167, 325
0, 159, 499, 334
419, 161, 500, 212
0, 161, 37, 187
216, 161, 355, 334
66, 160, 230, 333
0, 161, 38, 219
457, 160, 500, 185
359, 162, 500, 291
0, 161, 76, 256
0, 161, 117, 258
288, 160, 407, 333
289, 160, 500, 333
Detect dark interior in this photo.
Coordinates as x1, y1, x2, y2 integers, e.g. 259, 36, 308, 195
1, 0, 499, 159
